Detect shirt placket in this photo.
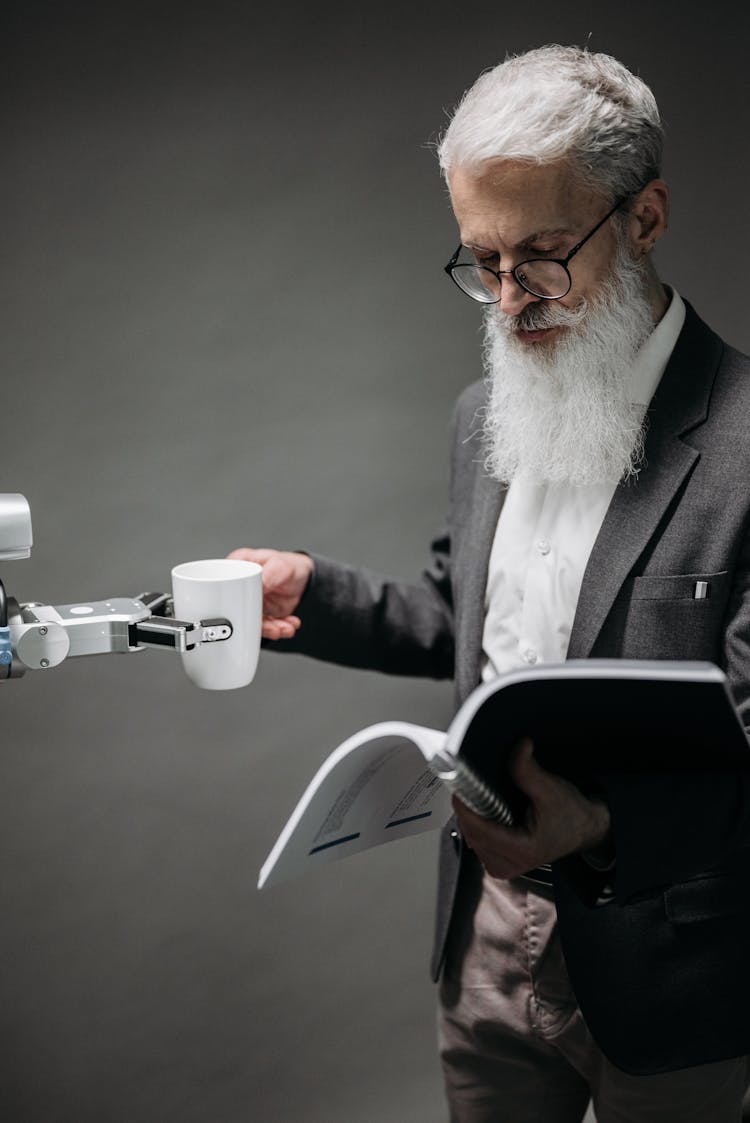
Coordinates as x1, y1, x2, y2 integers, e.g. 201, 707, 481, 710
519, 490, 558, 666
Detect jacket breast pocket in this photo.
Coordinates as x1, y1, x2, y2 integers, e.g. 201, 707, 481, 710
616, 570, 731, 661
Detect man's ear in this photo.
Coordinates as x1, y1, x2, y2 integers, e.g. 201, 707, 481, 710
626, 179, 669, 257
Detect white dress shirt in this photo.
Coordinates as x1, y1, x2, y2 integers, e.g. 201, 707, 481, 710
481, 289, 686, 682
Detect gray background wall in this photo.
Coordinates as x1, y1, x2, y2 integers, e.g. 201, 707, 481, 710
1, 2, 748, 1120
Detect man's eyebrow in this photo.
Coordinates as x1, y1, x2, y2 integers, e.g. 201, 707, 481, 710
518, 226, 571, 249
465, 227, 572, 253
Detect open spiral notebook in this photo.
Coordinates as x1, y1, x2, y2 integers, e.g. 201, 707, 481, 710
258, 659, 750, 889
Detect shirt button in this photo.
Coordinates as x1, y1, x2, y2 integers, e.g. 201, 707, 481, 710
537, 539, 551, 556
522, 647, 538, 665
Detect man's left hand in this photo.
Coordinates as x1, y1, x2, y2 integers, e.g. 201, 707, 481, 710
452, 738, 611, 879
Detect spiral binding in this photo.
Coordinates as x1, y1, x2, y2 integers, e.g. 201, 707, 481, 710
430, 754, 515, 826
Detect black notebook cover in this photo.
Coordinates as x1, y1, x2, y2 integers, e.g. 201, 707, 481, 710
445, 660, 750, 824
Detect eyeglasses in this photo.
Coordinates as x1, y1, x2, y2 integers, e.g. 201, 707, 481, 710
444, 196, 627, 303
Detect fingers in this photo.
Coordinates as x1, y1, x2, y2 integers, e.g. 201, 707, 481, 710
261, 615, 302, 641
227, 547, 276, 564
451, 795, 516, 850
450, 796, 527, 879
227, 548, 296, 603
452, 737, 612, 875
226, 548, 312, 625
451, 793, 492, 832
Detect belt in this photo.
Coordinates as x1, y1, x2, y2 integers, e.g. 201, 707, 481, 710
521, 864, 554, 888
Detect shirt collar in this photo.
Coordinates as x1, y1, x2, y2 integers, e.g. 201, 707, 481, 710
629, 286, 686, 407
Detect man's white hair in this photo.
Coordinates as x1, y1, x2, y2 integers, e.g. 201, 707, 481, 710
438, 45, 662, 199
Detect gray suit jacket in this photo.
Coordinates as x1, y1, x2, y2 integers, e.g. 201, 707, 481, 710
272, 302, 750, 1073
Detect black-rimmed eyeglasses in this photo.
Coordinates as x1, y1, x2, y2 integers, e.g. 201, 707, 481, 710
444, 196, 626, 303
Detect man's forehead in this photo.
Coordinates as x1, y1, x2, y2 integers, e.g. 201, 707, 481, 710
449, 159, 598, 246
449, 157, 581, 206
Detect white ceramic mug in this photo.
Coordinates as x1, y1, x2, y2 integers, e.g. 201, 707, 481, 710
171, 559, 263, 690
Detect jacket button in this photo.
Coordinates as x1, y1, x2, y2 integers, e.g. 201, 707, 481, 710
450, 829, 460, 851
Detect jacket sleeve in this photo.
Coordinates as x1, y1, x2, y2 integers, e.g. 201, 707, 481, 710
263, 540, 455, 678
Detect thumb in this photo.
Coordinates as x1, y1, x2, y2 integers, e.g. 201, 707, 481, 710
508, 738, 546, 798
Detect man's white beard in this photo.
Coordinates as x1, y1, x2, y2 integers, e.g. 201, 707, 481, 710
481, 249, 656, 486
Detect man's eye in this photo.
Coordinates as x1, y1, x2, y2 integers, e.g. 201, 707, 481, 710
475, 253, 499, 267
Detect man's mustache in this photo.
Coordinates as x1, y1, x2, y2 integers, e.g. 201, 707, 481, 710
492, 298, 588, 334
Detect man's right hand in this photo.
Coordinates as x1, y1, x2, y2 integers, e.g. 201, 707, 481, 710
226, 548, 314, 641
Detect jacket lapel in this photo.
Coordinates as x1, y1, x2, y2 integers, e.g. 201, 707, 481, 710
455, 468, 506, 701
567, 303, 723, 659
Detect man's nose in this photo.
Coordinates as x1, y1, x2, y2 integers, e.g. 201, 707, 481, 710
498, 273, 542, 317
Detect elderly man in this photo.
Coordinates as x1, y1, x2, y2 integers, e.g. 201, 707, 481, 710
232, 46, 750, 1122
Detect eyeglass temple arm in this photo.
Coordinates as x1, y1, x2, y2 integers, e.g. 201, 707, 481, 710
445, 244, 462, 272
562, 196, 629, 264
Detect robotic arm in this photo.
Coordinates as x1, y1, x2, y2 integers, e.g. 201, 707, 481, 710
0, 494, 232, 681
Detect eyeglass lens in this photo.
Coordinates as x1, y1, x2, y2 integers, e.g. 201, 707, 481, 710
451, 259, 571, 302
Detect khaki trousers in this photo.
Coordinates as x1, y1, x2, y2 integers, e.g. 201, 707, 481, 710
438, 870, 747, 1123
